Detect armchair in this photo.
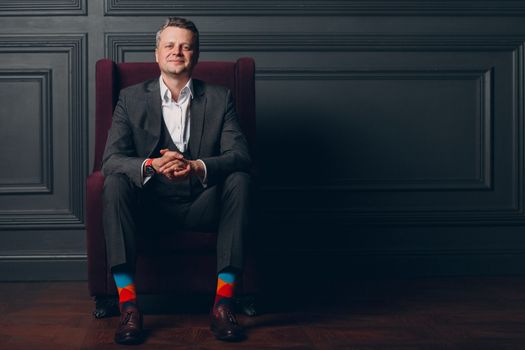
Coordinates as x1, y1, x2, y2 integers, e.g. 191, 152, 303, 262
86, 58, 257, 318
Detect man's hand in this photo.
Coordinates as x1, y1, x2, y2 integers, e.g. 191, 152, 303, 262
153, 149, 190, 181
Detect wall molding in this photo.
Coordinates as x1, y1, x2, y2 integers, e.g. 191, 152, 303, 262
0, 253, 86, 260
1, 250, 525, 280
0, 0, 86, 16
257, 68, 493, 192
105, 33, 525, 62
0, 69, 53, 194
0, 35, 87, 229
104, 0, 525, 16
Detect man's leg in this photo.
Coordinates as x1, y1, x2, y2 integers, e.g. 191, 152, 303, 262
185, 171, 251, 341
185, 171, 251, 271
102, 174, 143, 345
103, 174, 140, 269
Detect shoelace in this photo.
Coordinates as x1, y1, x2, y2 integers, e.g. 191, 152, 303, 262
227, 311, 239, 325
120, 311, 134, 326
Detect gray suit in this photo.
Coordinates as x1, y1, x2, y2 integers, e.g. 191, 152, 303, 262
101, 78, 251, 273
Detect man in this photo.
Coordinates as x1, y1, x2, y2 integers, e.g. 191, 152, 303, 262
101, 17, 251, 344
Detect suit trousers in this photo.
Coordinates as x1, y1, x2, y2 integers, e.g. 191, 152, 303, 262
102, 171, 250, 274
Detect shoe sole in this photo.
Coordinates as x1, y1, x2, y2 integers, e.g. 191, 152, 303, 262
210, 328, 245, 342
115, 335, 144, 345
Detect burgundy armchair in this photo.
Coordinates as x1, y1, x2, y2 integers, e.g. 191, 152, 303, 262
86, 58, 257, 317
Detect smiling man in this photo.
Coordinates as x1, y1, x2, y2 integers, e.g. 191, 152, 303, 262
101, 17, 251, 344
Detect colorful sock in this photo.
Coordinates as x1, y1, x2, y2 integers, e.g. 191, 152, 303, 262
113, 268, 137, 309
214, 271, 236, 308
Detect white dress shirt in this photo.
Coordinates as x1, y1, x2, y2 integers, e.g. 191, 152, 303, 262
160, 76, 192, 152
141, 76, 207, 185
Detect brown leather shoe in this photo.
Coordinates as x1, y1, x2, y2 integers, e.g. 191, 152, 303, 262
114, 304, 143, 345
210, 303, 246, 341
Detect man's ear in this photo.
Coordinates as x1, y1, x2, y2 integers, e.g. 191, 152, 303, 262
155, 48, 159, 63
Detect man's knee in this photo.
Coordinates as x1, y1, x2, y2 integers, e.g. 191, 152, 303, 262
220, 172, 251, 208
223, 171, 251, 192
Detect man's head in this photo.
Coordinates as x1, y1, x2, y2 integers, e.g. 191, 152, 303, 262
155, 17, 199, 79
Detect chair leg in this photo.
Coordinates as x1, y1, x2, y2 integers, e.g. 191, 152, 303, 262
92, 295, 119, 318
235, 294, 258, 316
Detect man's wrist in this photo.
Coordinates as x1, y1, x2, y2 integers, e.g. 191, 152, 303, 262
189, 160, 204, 178
192, 159, 208, 187
144, 158, 156, 176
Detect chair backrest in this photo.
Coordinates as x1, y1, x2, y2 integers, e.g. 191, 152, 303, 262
94, 58, 256, 171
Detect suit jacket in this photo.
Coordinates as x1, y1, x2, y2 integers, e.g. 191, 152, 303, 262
101, 78, 251, 188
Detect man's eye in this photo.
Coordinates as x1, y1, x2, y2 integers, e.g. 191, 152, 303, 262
183, 45, 191, 51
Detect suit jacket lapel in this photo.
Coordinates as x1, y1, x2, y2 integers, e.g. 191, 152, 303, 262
145, 79, 162, 156
189, 79, 206, 158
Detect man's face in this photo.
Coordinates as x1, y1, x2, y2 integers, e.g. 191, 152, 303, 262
155, 26, 197, 78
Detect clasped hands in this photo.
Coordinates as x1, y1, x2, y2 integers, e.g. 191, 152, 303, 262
151, 149, 204, 181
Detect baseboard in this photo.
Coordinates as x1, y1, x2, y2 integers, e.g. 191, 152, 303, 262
259, 249, 525, 279
0, 255, 87, 281
0, 250, 524, 281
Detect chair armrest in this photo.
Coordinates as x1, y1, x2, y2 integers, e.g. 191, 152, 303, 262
86, 171, 108, 296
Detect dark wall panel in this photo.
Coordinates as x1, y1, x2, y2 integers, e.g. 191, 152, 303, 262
1, 0, 525, 280
0, 33, 87, 280
0, 35, 87, 230
257, 70, 489, 189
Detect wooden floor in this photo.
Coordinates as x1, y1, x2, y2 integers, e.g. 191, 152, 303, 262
0, 277, 525, 349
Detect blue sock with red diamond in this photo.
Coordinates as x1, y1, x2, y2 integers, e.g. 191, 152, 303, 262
112, 266, 137, 310
214, 270, 236, 308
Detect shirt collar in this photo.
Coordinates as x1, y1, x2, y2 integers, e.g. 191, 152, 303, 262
159, 76, 194, 104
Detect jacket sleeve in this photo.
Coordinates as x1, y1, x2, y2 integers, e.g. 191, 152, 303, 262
101, 91, 145, 188
200, 89, 252, 186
